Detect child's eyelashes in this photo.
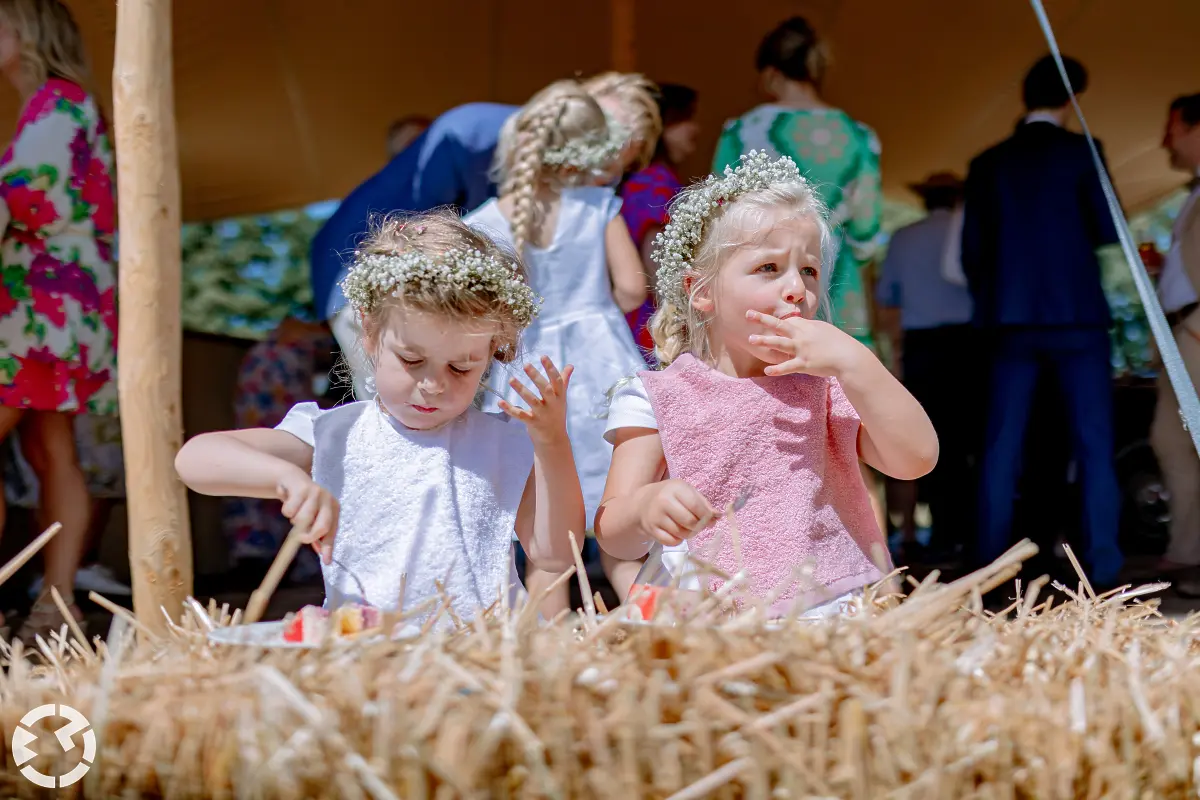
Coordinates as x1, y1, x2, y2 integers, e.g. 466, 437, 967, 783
398, 353, 472, 376
754, 262, 778, 274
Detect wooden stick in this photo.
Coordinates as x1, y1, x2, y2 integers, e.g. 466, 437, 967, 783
0, 522, 61, 588
244, 524, 306, 624
114, 0, 193, 635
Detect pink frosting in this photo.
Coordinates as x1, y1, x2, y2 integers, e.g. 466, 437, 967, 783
641, 354, 889, 609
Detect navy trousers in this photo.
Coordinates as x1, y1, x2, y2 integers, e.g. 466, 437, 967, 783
977, 328, 1123, 585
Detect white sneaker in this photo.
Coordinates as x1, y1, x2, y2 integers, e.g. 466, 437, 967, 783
28, 564, 132, 599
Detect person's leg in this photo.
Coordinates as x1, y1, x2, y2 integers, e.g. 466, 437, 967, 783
18, 412, 90, 605
329, 306, 373, 401
1150, 328, 1200, 567
1054, 330, 1123, 586
886, 478, 918, 543
524, 567, 571, 619
903, 328, 956, 553
601, 549, 643, 603
976, 333, 1040, 568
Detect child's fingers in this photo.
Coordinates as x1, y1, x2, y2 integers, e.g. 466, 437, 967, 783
664, 496, 703, 530
746, 309, 786, 331
559, 364, 574, 389
279, 484, 300, 517
749, 334, 795, 352
523, 362, 554, 396
679, 489, 716, 522
310, 502, 336, 544
498, 399, 532, 423
320, 540, 334, 565
292, 491, 321, 535
538, 356, 564, 388
508, 378, 543, 409
763, 358, 807, 377
650, 527, 685, 547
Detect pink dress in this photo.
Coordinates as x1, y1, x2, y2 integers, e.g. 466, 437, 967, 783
640, 354, 890, 608
0, 79, 117, 414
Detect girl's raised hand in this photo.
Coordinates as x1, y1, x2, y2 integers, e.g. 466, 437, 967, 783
746, 309, 867, 379
499, 356, 574, 444
277, 469, 339, 564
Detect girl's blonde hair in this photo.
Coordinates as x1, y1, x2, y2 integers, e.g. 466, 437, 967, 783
581, 72, 662, 172
0, 0, 90, 90
492, 80, 617, 255
349, 209, 536, 368
649, 182, 837, 367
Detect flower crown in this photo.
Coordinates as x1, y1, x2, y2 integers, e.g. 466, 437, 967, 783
541, 130, 623, 172
340, 247, 542, 328
651, 150, 807, 308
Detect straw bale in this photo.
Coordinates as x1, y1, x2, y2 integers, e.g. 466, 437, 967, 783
0, 542, 1197, 799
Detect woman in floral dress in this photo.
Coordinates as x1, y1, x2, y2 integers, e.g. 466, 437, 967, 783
713, 16, 882, 348
0, 0, 117, 639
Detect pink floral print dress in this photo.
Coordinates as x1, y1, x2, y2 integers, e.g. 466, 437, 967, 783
0, 78, 117, 414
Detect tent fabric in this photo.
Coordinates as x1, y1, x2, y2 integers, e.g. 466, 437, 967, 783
15, 0, 1196, 222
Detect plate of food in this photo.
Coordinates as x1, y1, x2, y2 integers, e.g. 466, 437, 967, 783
207, 603, 420, 649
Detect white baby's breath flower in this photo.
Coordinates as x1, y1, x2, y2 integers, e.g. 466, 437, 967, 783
340, 248, 541, 329
652, 151, 806, 309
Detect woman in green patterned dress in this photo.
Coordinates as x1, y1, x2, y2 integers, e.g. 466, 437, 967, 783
714, 17, 882, 348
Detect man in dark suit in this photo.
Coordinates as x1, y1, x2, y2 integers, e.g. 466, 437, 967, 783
962, 55, 1123, 587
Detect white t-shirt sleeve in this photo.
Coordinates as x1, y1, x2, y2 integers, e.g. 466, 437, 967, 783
275, 402, 324, 448
603, 377, 658, 443
603, 188, 624, 223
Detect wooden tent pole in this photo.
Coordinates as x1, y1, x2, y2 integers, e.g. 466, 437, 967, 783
610, 0, 636, 71
113, 0, 192, 632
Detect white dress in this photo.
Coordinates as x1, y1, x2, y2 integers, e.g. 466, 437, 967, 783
467, 187, 646, 525
277, 400, 532, 624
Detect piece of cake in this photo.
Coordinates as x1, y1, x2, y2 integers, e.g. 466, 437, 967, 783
283, 605, 329, 644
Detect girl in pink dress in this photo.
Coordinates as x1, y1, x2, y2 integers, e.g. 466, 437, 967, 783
595, 152, 938, 615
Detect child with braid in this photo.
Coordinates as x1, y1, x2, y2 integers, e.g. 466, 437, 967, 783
176, 211, 584, 624
596, 153, 938, 616
467, 79, 649, 615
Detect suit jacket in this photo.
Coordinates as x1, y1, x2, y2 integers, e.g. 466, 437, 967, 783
309, 102, 518, 319
961, 121, 1120, 329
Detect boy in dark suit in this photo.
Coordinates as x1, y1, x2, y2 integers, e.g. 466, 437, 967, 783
962, 55, 1123, 587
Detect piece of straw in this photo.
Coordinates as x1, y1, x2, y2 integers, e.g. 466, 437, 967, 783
0, 522, 62, 588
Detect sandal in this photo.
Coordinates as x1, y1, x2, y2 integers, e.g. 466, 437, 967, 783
16, 591, 86, 645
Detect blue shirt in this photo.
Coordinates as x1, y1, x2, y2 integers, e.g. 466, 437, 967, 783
876, 208, 974, 330
310, 103, 518, 319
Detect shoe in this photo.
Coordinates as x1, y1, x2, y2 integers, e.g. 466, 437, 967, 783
16, 591, 86, 644
28, 564, 132, 600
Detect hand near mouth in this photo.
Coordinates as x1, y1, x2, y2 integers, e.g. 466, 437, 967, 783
745, 308, 868, 379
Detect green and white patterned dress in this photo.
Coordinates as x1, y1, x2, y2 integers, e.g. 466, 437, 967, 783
714, 105, 882, 347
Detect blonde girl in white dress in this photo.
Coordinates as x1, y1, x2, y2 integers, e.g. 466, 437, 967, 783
467, 79, 650, 616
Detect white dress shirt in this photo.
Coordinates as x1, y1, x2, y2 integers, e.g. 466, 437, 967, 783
1159, 172, 1200, 314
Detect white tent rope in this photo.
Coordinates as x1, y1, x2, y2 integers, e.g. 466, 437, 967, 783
1029, 0, 1200, 456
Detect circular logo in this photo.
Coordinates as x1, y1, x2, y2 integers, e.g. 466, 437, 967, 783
12, 704, 96, 789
